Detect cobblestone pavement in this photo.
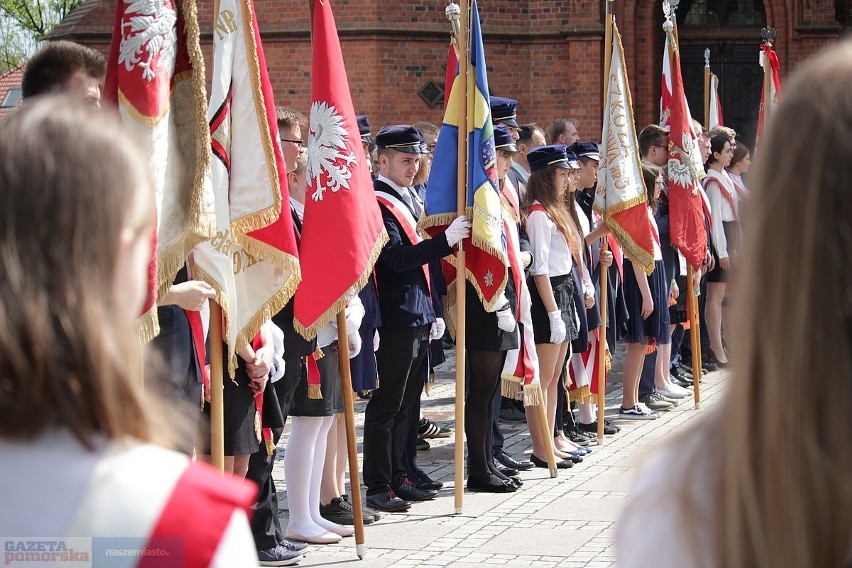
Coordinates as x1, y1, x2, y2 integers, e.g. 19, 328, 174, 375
271, 348, 729, 567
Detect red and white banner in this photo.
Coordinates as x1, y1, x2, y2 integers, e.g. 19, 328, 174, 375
756, 43, 781, 153
709, 72, 724, 131
662, 31, 709, 271
595, 22, 655, 275
104, 0, 215, 340
193, 0, 300, 373
293, 0, 388, 339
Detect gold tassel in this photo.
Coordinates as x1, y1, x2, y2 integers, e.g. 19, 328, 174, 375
313, 347, 325, 360
522, 383, 543, 407
265, 438, 275, 456
308, 383, 323, 400
605, 349, 612, 372
500, 376, 523, 400
568, 384, 594, 405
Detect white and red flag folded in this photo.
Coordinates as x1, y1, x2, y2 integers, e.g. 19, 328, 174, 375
104, 0, 215, 340
709, 72, 724, 131
193, 0, 300, 374
293, 0, 388, 339
661, 27, 709, 271
595, 22, 655, 275
756, 43, 781, 153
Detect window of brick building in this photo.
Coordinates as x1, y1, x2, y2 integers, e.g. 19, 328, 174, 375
680, 0, 766, 27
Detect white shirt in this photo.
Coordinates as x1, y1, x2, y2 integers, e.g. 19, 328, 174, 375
574, 201, 594, 296
527, 201, 574, 277
703, 169, 738, 259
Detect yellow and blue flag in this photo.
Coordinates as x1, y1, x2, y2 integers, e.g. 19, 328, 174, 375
421, 0, 508, 312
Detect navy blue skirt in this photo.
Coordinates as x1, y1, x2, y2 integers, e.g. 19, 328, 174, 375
528, 273, 579, 345
622, 258, 671, 345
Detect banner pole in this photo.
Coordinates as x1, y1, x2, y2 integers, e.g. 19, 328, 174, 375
452, 0, 469, 516
594, 0, 614, 447
687, 266, 702, 409
704, 48, 711, 129
336, 311, 366, 558
209, 302, 225, 472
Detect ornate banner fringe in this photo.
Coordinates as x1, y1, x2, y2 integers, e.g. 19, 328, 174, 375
523, 383, 543, 407
307, 384, 323, 400
568, 384, 594, 405
501, 375, 523, 401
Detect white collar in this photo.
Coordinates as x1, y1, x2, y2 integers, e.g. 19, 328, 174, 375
289, 196, 304, 220
376, 175, 411, 197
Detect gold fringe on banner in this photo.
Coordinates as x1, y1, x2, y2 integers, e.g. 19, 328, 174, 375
523, 383, 543, 407
137, 306, 160, 344
500, 375, 522, 400
568, 384, 594, 405
307, 384, 323, 400
264, 438, 275, 456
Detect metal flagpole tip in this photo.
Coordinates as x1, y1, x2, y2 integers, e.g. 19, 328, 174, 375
761, 26, 777, 46
446, 0, 461, 39
704, 47, 711, 66
454, 507, 463, 514
356, 544, 366, 559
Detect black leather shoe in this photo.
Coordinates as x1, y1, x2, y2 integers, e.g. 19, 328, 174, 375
578, 420, 620, 435
467, 477, 517, 493
530, 454, 572, 469
494, 451, 534, 471
566, 451, 584, 464
392, 477, 438, 501
410, 468, 443, 491
366, 490, 411, 512
495, 460, 518, 477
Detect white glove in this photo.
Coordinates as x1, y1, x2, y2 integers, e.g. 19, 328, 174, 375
547, 310, 566, 344
495, 305, 516, 332
373, 330, 380, 352
444, 216, 472, 246
347, 332, 362, 358
430, 317, 446, 341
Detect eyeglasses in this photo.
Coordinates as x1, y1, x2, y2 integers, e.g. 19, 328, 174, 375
280, 138, 304, 147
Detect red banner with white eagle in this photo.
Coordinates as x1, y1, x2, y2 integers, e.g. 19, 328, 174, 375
192, 0, 300, 373
293, 0, 388, 339
662, 30, 709, 271
104, 0, 215, 340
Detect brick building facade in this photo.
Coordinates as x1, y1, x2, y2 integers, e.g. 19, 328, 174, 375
53, 0, 850, 145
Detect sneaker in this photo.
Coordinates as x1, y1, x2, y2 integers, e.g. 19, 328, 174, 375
321, 495, 377, 525
498, 405, 527, 422
418, 417, 452, 438
366, 489, 411, 512
392, 476, 438, 501
578, 420, 620, 435
342, 494, 382, 523
639, 392, 674, 411
257, 544, 303, 566
564, 423, 593, 446
619, 404, 660, 420
280, 540, 310, 554
658, 383, 690, 399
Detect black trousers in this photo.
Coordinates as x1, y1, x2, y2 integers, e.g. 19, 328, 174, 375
246, 359, 302, 550
363, 325, 430, 494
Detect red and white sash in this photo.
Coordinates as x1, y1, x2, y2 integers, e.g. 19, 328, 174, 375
375, 190, 431, 293
704, 169, 739, 222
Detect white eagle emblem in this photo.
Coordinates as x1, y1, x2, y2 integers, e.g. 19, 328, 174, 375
118, 0, 178, 82
667, 133, 703, 195
308, 101, 357, 202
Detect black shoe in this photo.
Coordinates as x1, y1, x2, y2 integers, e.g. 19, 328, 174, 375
498, 405, 527, 422
409, 468, 443, 491
392, 476, 438, 501
566, 450, 584, 464
702, 359, 718, 372
357, 390, 372, 400
416, 437, 430, 451
530, 454, 572, 469
366, 489, 411, 512
494, 460, 518, 477
494, 451, 534, 471
565, 424, 592, 446
467, 476, 517, 493
340, 494, 380, 523
319, 496, 357, 525
578, 420, 620, 435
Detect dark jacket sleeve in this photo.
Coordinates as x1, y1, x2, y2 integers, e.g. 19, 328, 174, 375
429, 259, 446, 320
379, 209, 454, 273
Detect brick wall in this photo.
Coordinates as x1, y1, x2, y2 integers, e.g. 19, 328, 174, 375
52, 0, 848, 142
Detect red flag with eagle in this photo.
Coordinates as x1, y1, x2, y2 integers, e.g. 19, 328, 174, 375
192, 0, 300, 374
104, 0, 215, 340
661, 23, 709, 271
293, 0, 388, 339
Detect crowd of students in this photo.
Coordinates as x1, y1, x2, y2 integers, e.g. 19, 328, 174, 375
2, 37, 850, 568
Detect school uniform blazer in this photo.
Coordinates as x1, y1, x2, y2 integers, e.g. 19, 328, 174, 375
374, 179, 453, 329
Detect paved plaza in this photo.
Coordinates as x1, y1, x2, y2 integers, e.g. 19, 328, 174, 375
272, 351, 729, 567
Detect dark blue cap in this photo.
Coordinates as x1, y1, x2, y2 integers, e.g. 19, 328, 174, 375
357, 115, 371, 143
376, 125, 428, 154
569, 141, 600, 162
528, 145, 571, 172
493, 125, 517, 153
565, 147, 581, 170
490, 96, 519, 128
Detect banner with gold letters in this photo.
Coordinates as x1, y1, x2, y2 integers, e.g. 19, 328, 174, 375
594, 21, 655, 275
192, 0, 300, 374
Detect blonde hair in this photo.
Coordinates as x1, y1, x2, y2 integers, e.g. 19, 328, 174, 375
673, 41, 852, 567
0, 98, 171, 449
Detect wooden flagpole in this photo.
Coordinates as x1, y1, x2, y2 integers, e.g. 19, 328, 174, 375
594, 0, 614, 447
452, 0, 469, 515
209, 302, 226, 472
704, 48, 711, 129
336, 312, 367, 558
